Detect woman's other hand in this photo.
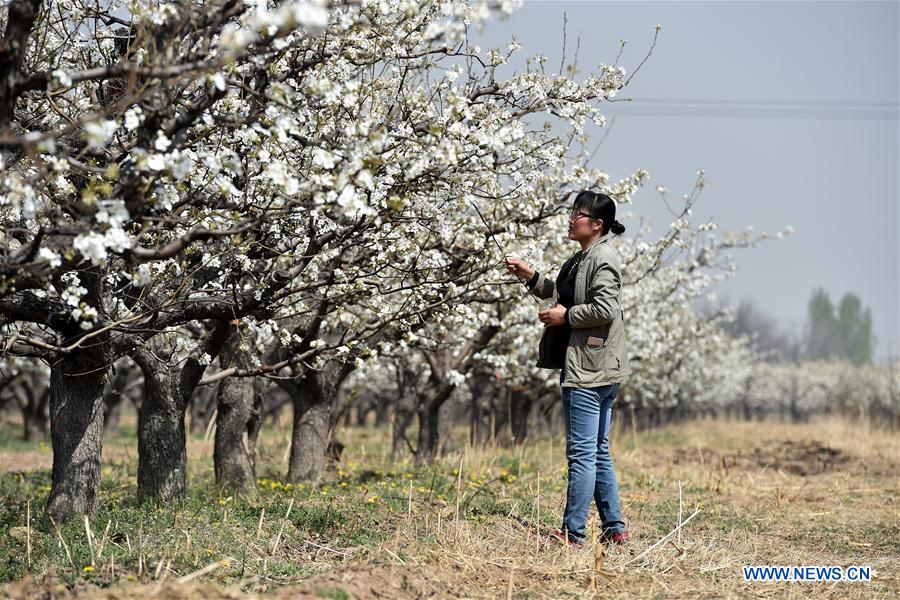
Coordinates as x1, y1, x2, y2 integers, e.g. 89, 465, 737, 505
504, 256, 535, 282
538, 304, 566, 327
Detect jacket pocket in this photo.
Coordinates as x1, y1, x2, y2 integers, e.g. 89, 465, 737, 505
583, 343, 606, 372
583, 341, 620, 375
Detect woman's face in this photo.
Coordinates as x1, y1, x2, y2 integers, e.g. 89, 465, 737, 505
567, 207, 603, 242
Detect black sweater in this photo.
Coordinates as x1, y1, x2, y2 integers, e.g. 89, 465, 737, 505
529, 251, 582, 369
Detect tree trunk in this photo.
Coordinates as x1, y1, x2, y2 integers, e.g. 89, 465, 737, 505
390, 362, 418, 459
415, 402, 441, 468
214, 373, 258, 491
352, 405, 365, 426
211, 323, 259, 492
283, 360, 354, 482
189, 385, 217, 434
246, 379, 265, 470
135, 358, 187, 502
391, 392, 416, 459
47, 354, 107, 520
468, 370, 494, 447
287, 394, 330, 482
0, 0, 42, 130
414, 324, 500, 465
415, 375, 457, 466
509, 387, 533, 445
135, 324, 231, 502
373, 397, 391, 427
469, 389, 480, 446
102, 366, 132, 436
21, 387, 49, 441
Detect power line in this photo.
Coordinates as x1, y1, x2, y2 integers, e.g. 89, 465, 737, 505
601, 97, 899, 120
634, 97, 898, 109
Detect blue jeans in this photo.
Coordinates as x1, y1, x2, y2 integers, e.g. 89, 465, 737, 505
560, 382, 626, 543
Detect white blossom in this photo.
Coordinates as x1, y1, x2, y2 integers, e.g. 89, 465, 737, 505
49, 70, 72, 89
84, 120, 118, 149
154, 132, 171, 151
38, 247, 62, 267
266, 160, 300, 194
124, 106, 143, 130
132, 264, 153, 287
288, 1, 329, 29
73, 231, 108, 263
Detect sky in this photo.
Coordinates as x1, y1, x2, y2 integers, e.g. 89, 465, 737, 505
471, 0, 900, 361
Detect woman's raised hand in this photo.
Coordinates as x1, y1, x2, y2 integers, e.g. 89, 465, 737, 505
504, 256, 535, 282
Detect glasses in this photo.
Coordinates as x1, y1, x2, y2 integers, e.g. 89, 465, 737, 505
568, 209, 595, 222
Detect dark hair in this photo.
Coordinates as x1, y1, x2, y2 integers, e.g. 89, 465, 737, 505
572, 190, 626, 235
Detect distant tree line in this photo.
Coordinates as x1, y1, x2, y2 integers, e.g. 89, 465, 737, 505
805, 289, 875, 365
721, 288, 876, 365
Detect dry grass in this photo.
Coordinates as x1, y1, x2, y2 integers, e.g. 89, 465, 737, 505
2, 415, 898, 599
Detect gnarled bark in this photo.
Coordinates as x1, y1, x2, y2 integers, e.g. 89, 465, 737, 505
0, 0, 43, 129
135, 353, 187, 502
46, 352, 107, 520
288, 391, 330, 482
134, 322, 231, 502
213, 328, 259, 492
281, 361, 354, 483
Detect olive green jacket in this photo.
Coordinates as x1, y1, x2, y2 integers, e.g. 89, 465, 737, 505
529, 232, 629, 388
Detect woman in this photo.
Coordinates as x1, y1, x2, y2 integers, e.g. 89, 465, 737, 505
505, 190, 630, 548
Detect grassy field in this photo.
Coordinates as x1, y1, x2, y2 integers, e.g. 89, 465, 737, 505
0, 412, 898, 599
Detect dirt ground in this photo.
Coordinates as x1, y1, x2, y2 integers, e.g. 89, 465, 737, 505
1, 417, 898, 599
